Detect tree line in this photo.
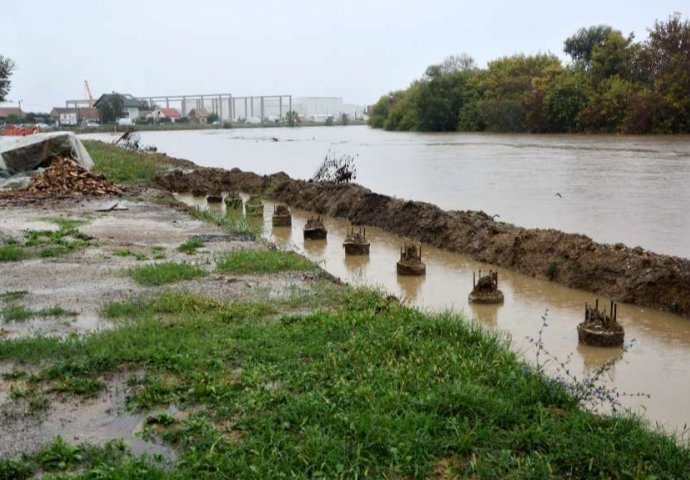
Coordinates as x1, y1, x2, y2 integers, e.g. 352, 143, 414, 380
369, 14, 690, 134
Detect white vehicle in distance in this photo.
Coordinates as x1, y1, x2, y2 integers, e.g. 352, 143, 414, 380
85, 120, 100, 127
116, 117, 135, 126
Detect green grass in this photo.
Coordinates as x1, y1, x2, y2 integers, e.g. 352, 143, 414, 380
0, 291, 28, 302
84, 140, 164, 184
177, 239, 204, 255
216, 248, 317, 274
0, 288, 687, 478
189, 207, 257, 238
129, 262, 207, 286
0, 244, 26, 262
1, 304, 77, 323
1, 219, 93, 262
0, 437, 166, 480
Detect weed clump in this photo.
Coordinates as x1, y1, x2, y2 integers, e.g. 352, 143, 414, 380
216, 248, 316, 274
129, 262, 207, 286
177, 239, 204, 255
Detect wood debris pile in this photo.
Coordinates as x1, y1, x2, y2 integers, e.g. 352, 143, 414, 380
0, 156, 122, 200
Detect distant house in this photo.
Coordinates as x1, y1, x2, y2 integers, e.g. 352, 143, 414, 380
0, 107, 23, 120
50, 107, 99, 126
94, 93, 148, 120
148, 107, 181, 123
188, 108, 209, 124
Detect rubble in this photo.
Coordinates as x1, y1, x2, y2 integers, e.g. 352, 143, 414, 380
0, 156, 122, 200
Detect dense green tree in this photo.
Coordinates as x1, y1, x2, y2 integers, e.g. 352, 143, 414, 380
479, 54, 562, 132
564, 25, 613, 68
590, 30, 636, 81
645, 13, 690, 132
207, 113, 220, 123
368, 13, 690, 134
96, 94, 125, 124
0, 55, 15, 103
540, 73, 588, 132
368, 91, 403, 129
284, 110, 299, 127
416, 71, 474, 131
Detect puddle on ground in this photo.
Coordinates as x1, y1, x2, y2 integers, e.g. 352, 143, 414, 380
175, 192, 690, 439
0, 372, 178, 461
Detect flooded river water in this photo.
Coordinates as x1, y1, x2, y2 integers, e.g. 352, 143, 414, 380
83, 128, 690, 438
86, 126, 690, 258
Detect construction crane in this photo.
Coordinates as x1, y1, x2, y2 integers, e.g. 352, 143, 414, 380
84, 80, 94, 107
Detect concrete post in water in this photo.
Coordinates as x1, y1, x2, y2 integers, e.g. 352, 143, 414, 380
578, 299, 624, 347
468, 269, 504, 304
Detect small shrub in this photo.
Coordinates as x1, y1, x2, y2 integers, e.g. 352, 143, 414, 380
546, 261, 558, 280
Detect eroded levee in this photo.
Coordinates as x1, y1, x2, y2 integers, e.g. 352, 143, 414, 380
155, 168, 690, 319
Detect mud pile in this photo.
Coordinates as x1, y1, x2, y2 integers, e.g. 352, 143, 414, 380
156, 168, 690, 318
0, 156, 122, 200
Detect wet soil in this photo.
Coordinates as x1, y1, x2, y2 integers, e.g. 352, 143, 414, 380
156, 168, 690, 319
0, 369, 177, 460
0, 191, 334, 458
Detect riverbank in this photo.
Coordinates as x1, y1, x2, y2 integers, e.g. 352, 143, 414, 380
62, 119, 367, 135
155, 162, 690, 319
0, 143, 688, 478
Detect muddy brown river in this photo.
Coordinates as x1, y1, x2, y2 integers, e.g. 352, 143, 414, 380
82, 129, 690, 440
175, 193, 690, 441
85, 127, 690, 258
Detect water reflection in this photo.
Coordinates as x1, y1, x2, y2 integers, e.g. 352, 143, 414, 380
271, 226, 292, 245
344, 254, 370, 277
304, 239, 327, 257
468, 302, 502, 328
396, 274, 425, 303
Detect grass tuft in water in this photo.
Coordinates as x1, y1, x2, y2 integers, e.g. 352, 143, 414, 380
1, 304, 77, 323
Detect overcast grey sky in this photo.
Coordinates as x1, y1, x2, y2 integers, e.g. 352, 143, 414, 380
2, 0, 687, 111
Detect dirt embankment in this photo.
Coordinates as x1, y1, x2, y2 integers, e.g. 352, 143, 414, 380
156, 168, 690, 319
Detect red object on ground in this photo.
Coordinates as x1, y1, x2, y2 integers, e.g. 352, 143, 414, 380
0, 125, 41, 136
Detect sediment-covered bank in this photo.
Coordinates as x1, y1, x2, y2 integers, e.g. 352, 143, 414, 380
156, 167, 690, 319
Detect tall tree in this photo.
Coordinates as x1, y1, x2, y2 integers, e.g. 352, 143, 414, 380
644, 13, 690, 131
96, 94, 125, 124
564, 25, 613, 68
0, 55, 15, 103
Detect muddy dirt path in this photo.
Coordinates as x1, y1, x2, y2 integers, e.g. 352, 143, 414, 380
157, 168, 690, 319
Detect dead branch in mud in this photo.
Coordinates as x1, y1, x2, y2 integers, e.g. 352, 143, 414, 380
311, 149, 357, 183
